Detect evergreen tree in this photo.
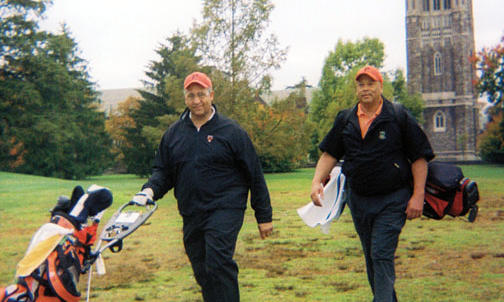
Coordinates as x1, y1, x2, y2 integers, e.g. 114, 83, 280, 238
1, 1, 112, 179
0, 0, 49, 169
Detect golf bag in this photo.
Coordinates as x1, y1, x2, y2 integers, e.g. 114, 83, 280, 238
423, 162, 480, 222
0, 185, 113, 302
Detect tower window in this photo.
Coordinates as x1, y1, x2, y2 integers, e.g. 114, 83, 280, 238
422, 19, 430, 30
444, 0, 451, 9
434, 52, 443, 75
423, 0, 430, 11
433, 0, 441, 10
434, 111, 446, 132
412, 0, 416, 9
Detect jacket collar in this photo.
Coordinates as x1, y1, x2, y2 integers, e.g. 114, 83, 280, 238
180, 104, 219, 125
348, 95, 395, 127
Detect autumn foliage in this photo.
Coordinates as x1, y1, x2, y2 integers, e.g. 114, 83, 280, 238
472, 35, 504, 162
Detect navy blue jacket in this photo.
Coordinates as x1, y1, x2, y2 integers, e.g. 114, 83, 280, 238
320, 98, 434, 196
143, 106, 272, 223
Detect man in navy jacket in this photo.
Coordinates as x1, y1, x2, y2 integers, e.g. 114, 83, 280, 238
132, 71, 273, 302
310, 66, 434, 302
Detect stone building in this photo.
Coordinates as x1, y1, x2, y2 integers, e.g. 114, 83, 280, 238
405, 0, 479, 161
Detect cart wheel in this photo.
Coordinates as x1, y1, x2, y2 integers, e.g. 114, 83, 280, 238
109, 239, 123, 253
468, 205, 478, 223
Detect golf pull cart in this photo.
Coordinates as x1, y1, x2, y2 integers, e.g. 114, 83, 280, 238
83, 200, 158, 301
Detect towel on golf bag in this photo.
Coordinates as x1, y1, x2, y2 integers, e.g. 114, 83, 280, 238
423, 162, 480, 222
297, 165, 347, 234
0, 185, 112, 302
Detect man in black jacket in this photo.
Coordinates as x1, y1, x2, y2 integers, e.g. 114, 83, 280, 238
310, 66, 434, 302
132, 71, 273, 302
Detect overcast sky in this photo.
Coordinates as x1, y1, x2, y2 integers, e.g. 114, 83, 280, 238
39, 0, 504, 91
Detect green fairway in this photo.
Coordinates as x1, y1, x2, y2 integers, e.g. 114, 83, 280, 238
1, 165, 503, 301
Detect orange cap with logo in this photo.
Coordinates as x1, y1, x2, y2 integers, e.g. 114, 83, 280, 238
184, 72, 212, 89
355, 65, 383, 84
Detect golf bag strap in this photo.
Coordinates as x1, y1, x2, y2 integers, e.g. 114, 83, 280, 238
46, 252, 80, 302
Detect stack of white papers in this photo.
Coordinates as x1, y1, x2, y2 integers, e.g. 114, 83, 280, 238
297, 166, 346, 234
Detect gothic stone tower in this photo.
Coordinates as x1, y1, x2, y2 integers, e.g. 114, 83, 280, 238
406, 0, 479, 161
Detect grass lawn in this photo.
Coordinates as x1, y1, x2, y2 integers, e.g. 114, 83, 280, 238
0, 165, 503, 301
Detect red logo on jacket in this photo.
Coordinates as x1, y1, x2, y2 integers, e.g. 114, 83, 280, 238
207, 135, 213, 143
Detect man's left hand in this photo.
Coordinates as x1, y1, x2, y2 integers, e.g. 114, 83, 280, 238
405, 194, 424, 220
258, 222, 273, 239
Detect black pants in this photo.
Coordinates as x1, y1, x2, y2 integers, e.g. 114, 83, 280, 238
348, 187, 410, 302
182, 209, 245, 302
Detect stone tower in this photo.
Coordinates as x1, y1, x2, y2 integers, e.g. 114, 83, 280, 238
405, 0, 479, 161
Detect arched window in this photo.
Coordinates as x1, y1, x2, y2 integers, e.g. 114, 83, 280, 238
434, 111, 446, 132
443, 0, 451, 9
434, 52, 443, 75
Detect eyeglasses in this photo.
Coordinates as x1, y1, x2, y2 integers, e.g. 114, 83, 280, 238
185, 91, 210, 100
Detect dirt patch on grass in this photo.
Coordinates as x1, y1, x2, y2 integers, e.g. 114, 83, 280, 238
236, 233, 367, 281
236, 244, 307, 277
396, 242, 504, 281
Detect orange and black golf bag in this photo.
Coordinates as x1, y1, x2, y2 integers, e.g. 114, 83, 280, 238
0, 185, 112, 302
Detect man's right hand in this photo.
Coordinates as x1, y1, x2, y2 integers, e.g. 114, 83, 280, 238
258, 222, 273, 239
310, 182, 324, 207
310, 152, 337, 207
131, 188, 154, 206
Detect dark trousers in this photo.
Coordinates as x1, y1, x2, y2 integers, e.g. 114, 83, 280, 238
347, 187, 410, 302
182, 209, 245, 302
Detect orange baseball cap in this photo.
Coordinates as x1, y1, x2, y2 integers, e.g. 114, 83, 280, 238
355, 65, 383, 84
184, 72, 212, 89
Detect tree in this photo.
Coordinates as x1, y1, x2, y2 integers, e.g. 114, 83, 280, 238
0, 0, 48, 73
105, 96, 140, 167
477, 113, 504, 162
0, 0, 49, 168
122, 33, 202, 176
17, 28, 112, 179
1, 1, 112, 179
472, 35, 504, 112
191, 0, 287, 110
246, 93, 310, 172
